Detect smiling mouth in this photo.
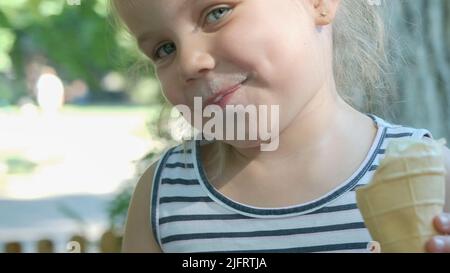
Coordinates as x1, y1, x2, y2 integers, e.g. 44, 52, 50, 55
204, 78, 248, 108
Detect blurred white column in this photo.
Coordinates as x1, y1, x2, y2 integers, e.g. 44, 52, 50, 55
36, 73, 65, 114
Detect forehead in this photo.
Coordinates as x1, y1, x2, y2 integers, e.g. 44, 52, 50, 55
113, 0, 197, 26
113, 0, 191, 14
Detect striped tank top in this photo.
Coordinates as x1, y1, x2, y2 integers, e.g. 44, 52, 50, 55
150, 114, 433, 253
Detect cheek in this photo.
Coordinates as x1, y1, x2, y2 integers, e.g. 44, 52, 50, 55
216, 7, 322, 90
216, 17, 326, 129
252, 23, 325, 105
157, 73, 189, 107
225, 42, 318, 123
160, 82, 186, 107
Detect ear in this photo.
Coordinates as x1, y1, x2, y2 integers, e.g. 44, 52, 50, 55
308, 0, 341, 26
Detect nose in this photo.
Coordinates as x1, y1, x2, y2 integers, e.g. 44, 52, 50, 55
177, 42, 216, 83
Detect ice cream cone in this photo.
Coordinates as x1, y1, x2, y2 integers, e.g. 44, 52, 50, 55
356, 138, 447, 253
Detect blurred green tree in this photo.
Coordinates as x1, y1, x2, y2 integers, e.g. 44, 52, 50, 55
0, 0, 155, 104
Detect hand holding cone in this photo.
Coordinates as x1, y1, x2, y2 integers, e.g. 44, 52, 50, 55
356, 138, 447, 253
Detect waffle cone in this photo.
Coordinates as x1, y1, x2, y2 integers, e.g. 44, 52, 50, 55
356, 138, 447, 252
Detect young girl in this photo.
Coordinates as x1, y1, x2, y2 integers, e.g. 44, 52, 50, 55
113, 0, 450, 253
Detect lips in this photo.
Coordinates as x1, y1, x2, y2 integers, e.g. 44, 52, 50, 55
204, 78, 247, 108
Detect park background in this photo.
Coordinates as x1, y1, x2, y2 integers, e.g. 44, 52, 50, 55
0, 0, 449, 252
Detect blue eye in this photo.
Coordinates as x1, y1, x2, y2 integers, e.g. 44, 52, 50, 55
153, 42, 176, 60
205, 6, 232, 24
151, 6, 231, 62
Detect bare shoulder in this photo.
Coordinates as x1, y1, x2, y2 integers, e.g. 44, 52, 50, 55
121, 159, 162, 253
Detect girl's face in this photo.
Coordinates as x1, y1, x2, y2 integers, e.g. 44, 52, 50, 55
117, 0, 335, 144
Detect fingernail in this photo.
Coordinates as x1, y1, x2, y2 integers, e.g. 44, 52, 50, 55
433, 238, 445, 252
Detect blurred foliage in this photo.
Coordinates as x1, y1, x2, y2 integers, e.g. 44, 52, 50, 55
107, 137, 174, 233
0, 0, 163, 105
57, 202, 88, 237
107, 182, 134, 231
4, 156, 37, 174
0, 0, 174, 236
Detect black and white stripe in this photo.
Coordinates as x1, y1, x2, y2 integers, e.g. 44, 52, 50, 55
151, 114, 433, 253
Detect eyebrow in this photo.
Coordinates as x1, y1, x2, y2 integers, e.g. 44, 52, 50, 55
136, 0, 201, 47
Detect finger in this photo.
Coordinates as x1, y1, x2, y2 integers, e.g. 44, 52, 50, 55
426, 236, 450, 253
433, 213, 450, 234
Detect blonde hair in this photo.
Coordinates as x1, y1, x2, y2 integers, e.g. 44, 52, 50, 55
333, 0, 395, 118
109, 0, 395, 179
110, 0, 394, 112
